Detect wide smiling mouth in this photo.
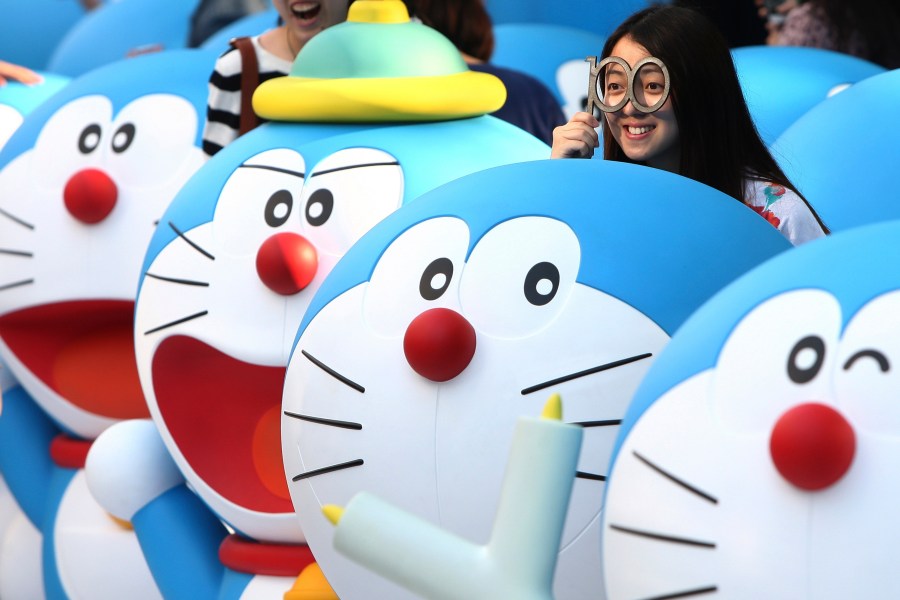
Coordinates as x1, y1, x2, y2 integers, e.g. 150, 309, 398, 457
625, 124, 655, 136
152, 335, 292, 514
290, 1, 322, 22
0, 300, 148, 421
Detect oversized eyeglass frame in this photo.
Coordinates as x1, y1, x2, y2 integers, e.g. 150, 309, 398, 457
585, 55, 671, 115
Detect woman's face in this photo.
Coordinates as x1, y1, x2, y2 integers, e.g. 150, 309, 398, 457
275, 0, 350, 48
604, 35, 680, 172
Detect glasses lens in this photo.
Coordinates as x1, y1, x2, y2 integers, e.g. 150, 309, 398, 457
631, 61, 669, 113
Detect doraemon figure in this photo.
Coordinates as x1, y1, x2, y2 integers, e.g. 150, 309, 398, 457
85, 2, 551, 598
601, 221, 900, 599
281, 158, 792, 600
0, 49, 213, 599
772, 68, 900, 232
733, 46, 884, 145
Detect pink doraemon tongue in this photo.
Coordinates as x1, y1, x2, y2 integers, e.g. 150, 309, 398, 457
151, 335, 292, 514
0, 300, 148, 423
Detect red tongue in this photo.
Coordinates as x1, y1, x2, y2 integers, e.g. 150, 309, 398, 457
152, 335, 292, 514
0, 300, 148, 422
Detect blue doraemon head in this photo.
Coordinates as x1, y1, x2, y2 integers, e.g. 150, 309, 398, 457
47, 0, 200, 77
603, 221, 900, 599
0, 49, 214, 438
280, 158, 791, 600
772, 69, 900, 232
734, 46, 884, 145
133, 112, 550, 546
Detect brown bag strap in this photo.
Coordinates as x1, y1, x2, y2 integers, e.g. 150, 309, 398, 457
229, 36, 261, 135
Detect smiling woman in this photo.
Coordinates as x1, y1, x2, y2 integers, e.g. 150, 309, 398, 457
202, 0, 352, 156
551, 5, 828, 246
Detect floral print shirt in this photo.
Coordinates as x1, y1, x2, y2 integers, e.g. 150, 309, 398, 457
743, 179, 826, 246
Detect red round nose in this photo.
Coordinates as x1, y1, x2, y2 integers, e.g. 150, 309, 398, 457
255, 232, 318, 295
63, 168, 118, 224
769, 402, 855, 491
403, 308, 476, 382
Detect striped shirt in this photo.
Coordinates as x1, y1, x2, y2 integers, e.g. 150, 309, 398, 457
202, 35, 292, 156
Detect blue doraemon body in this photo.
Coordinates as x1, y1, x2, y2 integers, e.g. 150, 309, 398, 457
84, 107, 551, 599
734, 46, 884, 145
0, 49, 214, 600
602, 222, 900, 598
772, 69, 900, 232
280, 158, 792, 600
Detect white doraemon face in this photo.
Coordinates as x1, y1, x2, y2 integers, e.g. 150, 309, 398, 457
282, 215, 670, 599
135, 145, 403, 543
0, 93, 204, 438
602, 288, 900, 599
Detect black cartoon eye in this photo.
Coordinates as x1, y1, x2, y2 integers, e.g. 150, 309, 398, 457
306, 188, 334, 226
265, 189, 293, 227
843, 349, 890, 372
111, 123, 135, 153
78, 124, 102, 154
787, 335, 826, 384
524, 261, 560, 306
419, 257, 453, 301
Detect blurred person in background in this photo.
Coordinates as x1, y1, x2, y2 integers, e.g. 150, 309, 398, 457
762, 0, 900, 69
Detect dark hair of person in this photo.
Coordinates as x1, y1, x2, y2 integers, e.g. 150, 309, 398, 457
600, 5, 828, 232
401, 0, 494, 61
813, 0, 900, 69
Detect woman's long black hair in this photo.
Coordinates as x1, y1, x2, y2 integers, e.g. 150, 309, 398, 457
601, 5, 828, 231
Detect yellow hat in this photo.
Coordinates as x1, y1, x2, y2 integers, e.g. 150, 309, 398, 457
253, 0, 507, 123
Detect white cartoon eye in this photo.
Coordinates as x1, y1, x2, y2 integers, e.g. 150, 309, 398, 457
363, 217, 470, 337
212, 148, 306, 258
30, 95, 112, 189
106, 94, 199, 187
712, 290, 841, 433
459, 217, 580, 338
298, 148, 402, 258
835, 291, 900, 434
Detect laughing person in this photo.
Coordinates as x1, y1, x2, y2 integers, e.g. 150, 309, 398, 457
202, 0, 351, 156
551, 5, 827, 246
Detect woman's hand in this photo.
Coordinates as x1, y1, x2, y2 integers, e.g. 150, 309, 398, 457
550, 111, 600, 159
0, 60, 42, 86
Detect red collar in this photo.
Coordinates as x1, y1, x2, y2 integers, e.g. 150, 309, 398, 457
219, 534, 316, 577
50, 434, 93, 469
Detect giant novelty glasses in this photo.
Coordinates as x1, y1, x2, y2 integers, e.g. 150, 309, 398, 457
585, 56, 671, 114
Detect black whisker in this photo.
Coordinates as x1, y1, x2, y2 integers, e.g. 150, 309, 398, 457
0, 249, 33, 257
284, 410, 362, 430
143, 310, 208, 335
521, 352, 653, 395
301, 350, 365, 393
633, 451, 718, 505
292, 459, 363, 482
641, 585, 718, 600
576, 471, 606, 482
168, 222, 215, 260
608, 524, 715, 548
240, 164, 305, 179
0, 279, 33, 292
0, 207, 34, 230
574, 419, 622, 427
310, 161, 399, 178
145, 272, 210, 287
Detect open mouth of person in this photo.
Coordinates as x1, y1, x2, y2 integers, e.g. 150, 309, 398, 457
0, 300, 148, 420
290, 1, 322, 22
624, 124, 655, 138
152, 335, 292, 514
